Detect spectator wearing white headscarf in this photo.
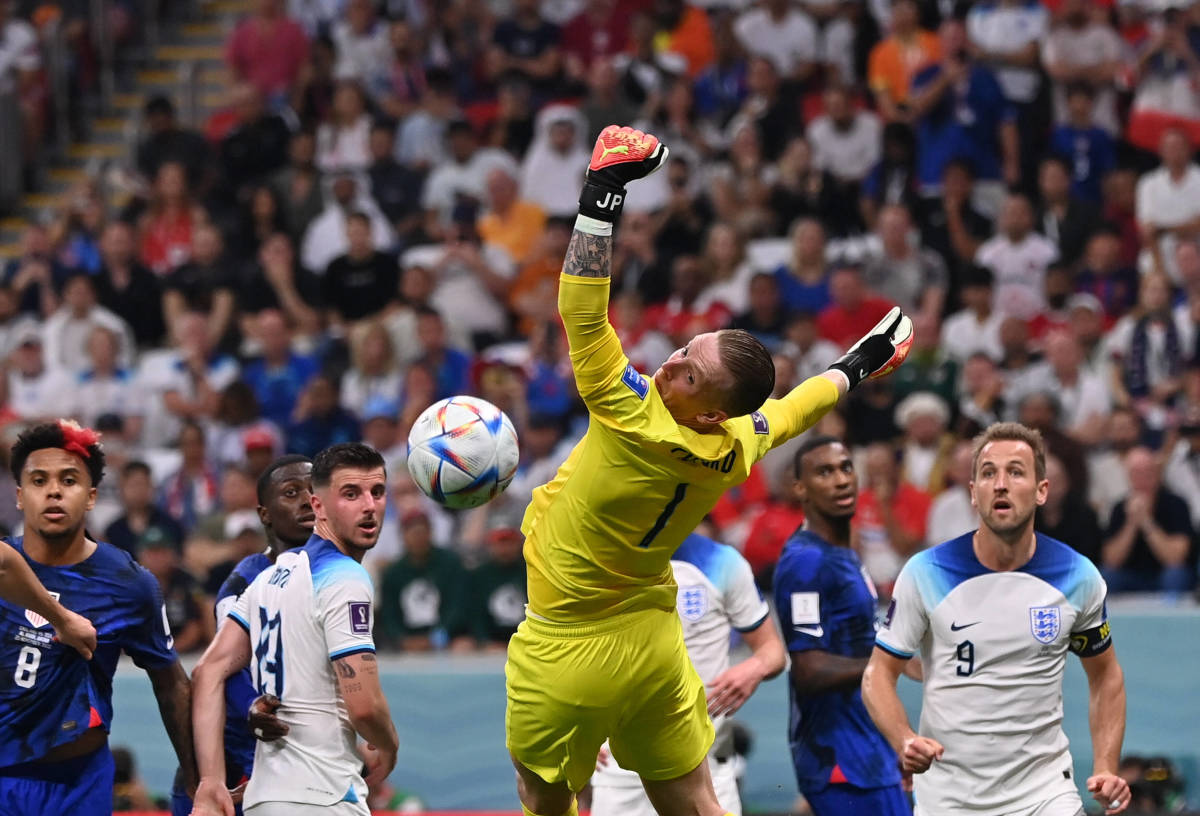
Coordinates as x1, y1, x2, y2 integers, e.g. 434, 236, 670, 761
519, 105, 590, 218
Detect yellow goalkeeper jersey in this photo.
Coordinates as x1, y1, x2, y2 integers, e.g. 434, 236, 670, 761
520, 274, 840, 622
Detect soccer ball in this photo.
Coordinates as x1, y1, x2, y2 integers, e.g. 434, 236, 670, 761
406, 396, 520, 509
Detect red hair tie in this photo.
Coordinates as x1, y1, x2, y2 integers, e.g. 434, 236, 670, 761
58, 419, 101, 460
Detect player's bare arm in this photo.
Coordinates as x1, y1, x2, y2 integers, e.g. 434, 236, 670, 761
562, 230, 611, 279
149, 660, 199, 794
790, 650, 870, 695
862, 647, 943, 774
190, 619, 253, 816
333, 651, 399, 787
0, 539, 96, 659
707, 620, 785, 717
1081, 647, 1130, 813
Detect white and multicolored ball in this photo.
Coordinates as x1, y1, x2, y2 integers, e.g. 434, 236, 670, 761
406, 396, 520, 509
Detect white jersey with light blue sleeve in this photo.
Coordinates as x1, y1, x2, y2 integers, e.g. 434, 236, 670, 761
876, 532, 1110, 816
229, 535, 376, 809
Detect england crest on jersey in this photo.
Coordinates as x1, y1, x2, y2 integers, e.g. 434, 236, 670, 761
679, 585, 706, 621
1029, 605, 1061, 644
25, 592, 60, 628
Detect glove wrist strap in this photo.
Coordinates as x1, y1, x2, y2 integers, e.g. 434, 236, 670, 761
578, 179, 625, 222
828, 356, 868, 391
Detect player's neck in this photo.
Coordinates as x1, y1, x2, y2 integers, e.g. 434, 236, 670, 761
805, 515, 851, 549
23, 531, 96, 567
972, 525, 1037, 572
314, 520, 367, 563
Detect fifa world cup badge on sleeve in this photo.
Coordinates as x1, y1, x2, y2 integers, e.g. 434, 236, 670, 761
622, 364, 649, 400
751, 411, 769, 434
349, 602, 371, 635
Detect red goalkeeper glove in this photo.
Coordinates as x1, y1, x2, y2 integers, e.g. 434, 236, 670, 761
828, 307, 914, 390
578, 125, 669, 222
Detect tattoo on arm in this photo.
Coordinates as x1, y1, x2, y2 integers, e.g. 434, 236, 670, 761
335, 660, 356, 679
562, 230, 612, 278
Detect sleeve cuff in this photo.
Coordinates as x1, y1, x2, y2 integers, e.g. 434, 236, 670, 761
329, 645, 376, 661
228, 610, 250, 633
734, 609, 771, 634
875, 640, 914, 659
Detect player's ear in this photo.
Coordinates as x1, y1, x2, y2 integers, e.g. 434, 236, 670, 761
257, 505, 270, 526
695, 408, 729, 427
85, 486, 96, 512
967, 481, 977, 510
14, 486, 21, 511
1035, 478, 1049, 507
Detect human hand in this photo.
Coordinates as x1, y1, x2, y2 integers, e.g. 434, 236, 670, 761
358, 742, 396, 789
51, 607, 96, 660
900, 735, 944, 774
248, 694, 289, 741
1087, 772, 1131, 813
706, 658, 766, 717
189, 778, 235, 816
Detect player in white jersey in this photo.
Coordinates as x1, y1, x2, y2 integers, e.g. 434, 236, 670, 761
862, 423, 1130, 816
189, 443, 399, 816
590, 532, 786, 816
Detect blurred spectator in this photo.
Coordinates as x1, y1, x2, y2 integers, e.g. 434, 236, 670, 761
561, 0, 630, 83
241, 310, 318, 427
0, 0, 41, 176
692, 16, 748, 126
733, 0, 819, 83
378, 509, 467, 651
394, 68, 459, 171
154, 311, 241, 436
162, 223, 236, 351
910, 20, 1018, 193
1075, 226, 1139, 319
863, 204, 948, 320
733, 56, 796, 163
1036, 155, 1102, 267
740, 465, 806, 588
111, 745, 154, 812
302, 174, 395, 276
645, 254, 731, 347
941, 265, 1003, 364
1042, 0, 1123, 136
894, 311, 958, 403
781, 311, 840, 380
651, 0, 715, 79
429, 218, 516, 345
270, 130, 325, 241
225, 0, 310, 100
397, 361, 439, 438
138, 525, 210, 653
342, 320, 404, 419
331, 0, 391, 91
218, 83, 292, 192
287, 0, 339, 37
230, 184, 288, 263
693, 222, 755, 316
136, 95, 211, 191
105, 460, 185, 558
1103, 446, 1194, 593
808, 85, 882, 187
160, 420, 221, 533
360, 396, 405, 462
206, 382, 281, 470
6, 326, 73, 422
68, 326, 145, 436
894, 390, 953, 493
1165, 408, 1200, 529
416, 307, 473, 400
510, 217, 571, 336
376, 21, 427, 121
1067, 293, 1111, 376
1036, 453, 1102, 564
315, 80, 372, 175
1102, 167, 1141, 269
1049, 84, 1117, 206
461, 521, 528, 651
323, 211, 400, 325
868, 0, 940, 122
422, 119, 513, 236
1116, 755, 1188, 815
1129, 6, 1200, 146
138, 162, 206, 277
774, 218, 832, 316
855, 441, 931, 593
1015, 330, 1111, 445
479, 166, 547, 264
204, 508, 269, 595
580, 57, 638, 143
925, 439, 978, 546
817, 265, 894, 349
42, 272, 135, 375
4, 223, 65, 318
520, 106, 590, 220
487, 0, 563, 96
523, 322, 574, 420
1018, 390, 1090, 500
1108, 272, 1184, 431
0, 284, 34, 358
976, 193, 1059, 320
612, 291, 675, 372
957, 351, 1008, 436
286, 374, 360, 457
238, 233, 321, 340
367, 119, 425, 245
1136, 127, 1200, 283
290, 33, 337, 128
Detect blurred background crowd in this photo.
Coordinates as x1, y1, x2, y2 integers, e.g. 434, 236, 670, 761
0, 0, 1198, 663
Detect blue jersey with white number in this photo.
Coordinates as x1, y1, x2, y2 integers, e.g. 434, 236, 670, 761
773, 530, 900, 793
0, 536, 176, 768
215, 553, 272, 776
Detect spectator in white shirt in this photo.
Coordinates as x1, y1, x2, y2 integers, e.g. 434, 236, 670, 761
807, 84, 882, 184
315, 80, 372, 175
69, 326, 146, 439
423, 119, 516, 234
331, 0, 391, 91
1107, 271, 1185, 431
1164, 408, 1200, 530
967, 0, 1049, 107
1136, 127, 1200, 283
5, 326, 73, 422
941, 264, 1004, 363
41, 273, 136, 376
1041, 0, 1124, 134
925, 439, 979, 546
733, 0, 820, 82
976, 193, 1059, 319
520, 105, 591, 219
1013, 329, 1111, 444
301, 174, 395, 273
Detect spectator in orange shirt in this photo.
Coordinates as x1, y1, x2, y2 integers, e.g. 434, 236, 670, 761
868, 0, 941, 122
509, 217, 572, 337
477, 166, 546, 265
855, 441, 931, 596
653, 0, 715, 78
816, 265, 895, 349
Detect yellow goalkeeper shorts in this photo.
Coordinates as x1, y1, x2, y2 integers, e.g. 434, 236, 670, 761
504, 605, 714, 792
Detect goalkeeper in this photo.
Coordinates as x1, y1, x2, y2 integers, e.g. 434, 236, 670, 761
505, 125, 915, 816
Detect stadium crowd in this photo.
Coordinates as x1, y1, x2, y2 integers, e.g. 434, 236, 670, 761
0, 0, 1199, 659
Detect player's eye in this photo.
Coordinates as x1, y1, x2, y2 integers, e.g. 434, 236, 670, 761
371, 486, 386, 498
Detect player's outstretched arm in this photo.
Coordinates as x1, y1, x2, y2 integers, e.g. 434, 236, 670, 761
190, 622, 253, 816
0, 540, 96, 659
332, 652, 399, 787
1081, 648, 1130, 814
707, 620, 786, 717
862, 646, 943, 774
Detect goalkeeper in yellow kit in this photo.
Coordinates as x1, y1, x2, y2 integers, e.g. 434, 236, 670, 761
505, 126, 915, 816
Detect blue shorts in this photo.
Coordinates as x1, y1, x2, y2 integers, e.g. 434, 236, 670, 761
0, 745, 115, 816
804, 782, 912, 816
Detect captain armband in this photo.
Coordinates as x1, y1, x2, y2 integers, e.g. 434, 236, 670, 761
1068, 619, 1112, 657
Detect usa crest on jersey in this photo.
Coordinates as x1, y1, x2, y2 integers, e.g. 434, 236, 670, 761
1029, 605, 1061, 643
24, 592, 59, 628
679, 585, 706, 621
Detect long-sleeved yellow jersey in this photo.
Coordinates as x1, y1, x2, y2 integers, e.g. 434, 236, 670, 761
521, 273, 840, 622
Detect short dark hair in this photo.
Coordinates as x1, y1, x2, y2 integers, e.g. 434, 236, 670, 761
122, 460, 151, 480
971, 422, 1047, 481
346, 210, 371, 228
11, 421, 106, 487
716, 329, 775, 417
257, 454, 312, 504
793, 434, 843, 479
144, 95, 174, 117
311, 443, 386, 488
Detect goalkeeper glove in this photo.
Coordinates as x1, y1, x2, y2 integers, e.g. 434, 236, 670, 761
579, 125, 669, 222
828, 307, 914, 391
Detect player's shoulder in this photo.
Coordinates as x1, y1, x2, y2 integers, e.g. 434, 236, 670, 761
304, 536, 371, 591
87, 539, 160, 597
218, 552, 273, 601
896, 532, 989, 605
776, 530, 839, 577
671, 533, 749, 589
1021, 533, 1105, 609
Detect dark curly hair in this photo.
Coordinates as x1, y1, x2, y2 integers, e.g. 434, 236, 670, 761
10, 421, 106, 487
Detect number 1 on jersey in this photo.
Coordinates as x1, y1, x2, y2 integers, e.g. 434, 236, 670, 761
638, 483, 689, 548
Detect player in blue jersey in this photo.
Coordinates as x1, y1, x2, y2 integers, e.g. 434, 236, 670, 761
864, 423, 1129, 816
773, 435, 911, 816
170, 454, 313, 816
0, 420, 196, 816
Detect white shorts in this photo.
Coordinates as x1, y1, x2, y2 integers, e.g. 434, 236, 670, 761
245, 801, 370, 816
916, 791, 1084, 816
590, 755, 741, 816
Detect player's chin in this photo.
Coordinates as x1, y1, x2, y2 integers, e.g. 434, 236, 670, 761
354, 524, 381, 547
